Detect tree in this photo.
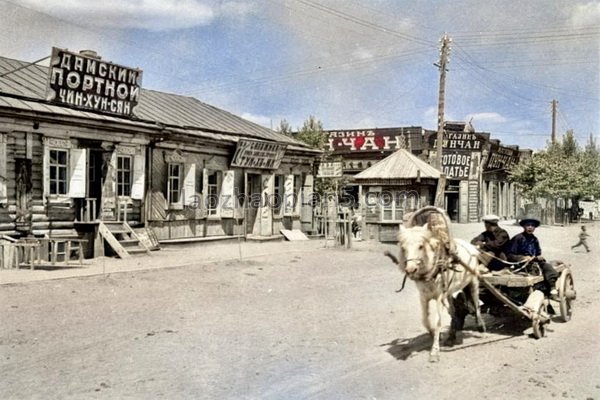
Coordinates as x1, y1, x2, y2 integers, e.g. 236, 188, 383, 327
294, 116, 349, 203
509, 131, 600, 220
296, 115, 326, 149
276, 119, 293, 136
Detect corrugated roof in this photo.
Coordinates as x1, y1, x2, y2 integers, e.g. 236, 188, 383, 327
353, 149, 441, 180
0, 56, 315, 151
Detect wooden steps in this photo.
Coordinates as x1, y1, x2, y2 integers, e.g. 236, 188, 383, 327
98, 221, 151, 258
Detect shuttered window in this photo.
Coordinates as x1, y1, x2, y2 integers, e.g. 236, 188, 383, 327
49, 149, 68, 195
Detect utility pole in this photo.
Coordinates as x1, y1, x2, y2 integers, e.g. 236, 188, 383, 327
435, 34, 451, 170
551, 99, 558, 144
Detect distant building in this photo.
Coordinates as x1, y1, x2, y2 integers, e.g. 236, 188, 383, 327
320, 121, 529, 225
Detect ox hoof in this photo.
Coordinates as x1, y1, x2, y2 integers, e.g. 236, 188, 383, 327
429, 353, 440, 363
443, 333, 462, 347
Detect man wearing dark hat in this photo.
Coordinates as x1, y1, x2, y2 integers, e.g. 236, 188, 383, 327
507, 217, 559, 296
471, 214, 510, 271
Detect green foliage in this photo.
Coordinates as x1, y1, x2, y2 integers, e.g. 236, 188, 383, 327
509, 132, 600, 202
276, 119, 293, 136
296, 115, 326, 149
293, 115, 347, 200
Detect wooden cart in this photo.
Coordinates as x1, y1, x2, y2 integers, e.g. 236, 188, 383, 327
479, 263, 576, 338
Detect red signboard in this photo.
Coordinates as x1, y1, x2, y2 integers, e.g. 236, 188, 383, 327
46, 47, 143, 117
324, 127, 424, 154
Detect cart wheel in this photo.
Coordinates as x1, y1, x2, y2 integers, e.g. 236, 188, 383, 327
532, 303, 546, 339
558, 269, 576, 322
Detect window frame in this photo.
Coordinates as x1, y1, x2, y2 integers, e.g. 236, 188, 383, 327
49, 148, 69, 196
167, 162, 183, 208
116, 155, 133, 197
381, 191, 404, 222
207, 170, 221, 216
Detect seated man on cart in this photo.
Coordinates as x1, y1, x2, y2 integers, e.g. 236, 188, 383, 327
471, 214, 510, 271
507, 217, 559, 297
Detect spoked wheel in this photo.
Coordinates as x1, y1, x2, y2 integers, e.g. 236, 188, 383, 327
557, 269, 576, 322
531, 302, 547, 339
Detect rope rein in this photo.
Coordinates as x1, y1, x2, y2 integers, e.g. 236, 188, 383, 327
475, 249, 539, 275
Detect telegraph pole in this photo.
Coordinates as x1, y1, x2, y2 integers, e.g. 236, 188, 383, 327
551, 99, 558, 144
435, 34, 451, 170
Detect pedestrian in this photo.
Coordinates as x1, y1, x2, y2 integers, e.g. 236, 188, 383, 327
351, 207, 362, 240
507, 217, 559, 297
571, 225, 591, 253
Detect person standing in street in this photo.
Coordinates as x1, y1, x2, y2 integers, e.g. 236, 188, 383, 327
471, 214, 510, 271
571, 225, 591, 252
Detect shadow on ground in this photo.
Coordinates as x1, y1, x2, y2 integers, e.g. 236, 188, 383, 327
382, 313, 538, 361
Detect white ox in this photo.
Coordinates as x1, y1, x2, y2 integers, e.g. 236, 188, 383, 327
390, 224, 486, 362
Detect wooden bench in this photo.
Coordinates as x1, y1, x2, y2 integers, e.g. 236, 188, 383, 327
0, 237, 87, 270
47, 237, 87, 267
1, 238, 47, 270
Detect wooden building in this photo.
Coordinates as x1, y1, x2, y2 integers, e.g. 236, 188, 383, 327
352, 149, 440, 242
0, 49, 319, 260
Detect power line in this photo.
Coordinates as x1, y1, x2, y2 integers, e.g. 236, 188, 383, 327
0, 55, 50, 77
293, 0, 435, 48
452, 44, 599, 102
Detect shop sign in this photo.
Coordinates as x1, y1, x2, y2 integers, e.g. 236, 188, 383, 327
441, 152, 472, 179
429, 131, 484, 150
325, 128, 421, 153
230, 140, 287, 169
485, 145, 519, 171
317, 161, 343, 178
46, 47, 143, 117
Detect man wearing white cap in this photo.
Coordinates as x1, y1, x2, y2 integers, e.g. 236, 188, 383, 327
471, 214, 510, 271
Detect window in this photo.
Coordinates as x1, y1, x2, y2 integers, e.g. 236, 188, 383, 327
381, 191, 405, 222
49, 149, 68, 195
207, 171, 220, 215
167, 163, 182, 205
381, 191, 419, 221
117, 155, 132, 197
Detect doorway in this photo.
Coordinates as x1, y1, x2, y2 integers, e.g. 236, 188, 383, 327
15, 158, 32, 232
246, 174, 261, 234
79, 149, 105, 222
445, 192, 459, 222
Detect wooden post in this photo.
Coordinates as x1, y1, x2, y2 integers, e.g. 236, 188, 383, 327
434, 174, 447, 208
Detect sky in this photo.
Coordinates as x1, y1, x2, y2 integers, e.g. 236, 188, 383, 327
0, 0, 599, 150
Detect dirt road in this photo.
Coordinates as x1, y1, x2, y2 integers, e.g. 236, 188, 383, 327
1, 222, 599, 399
